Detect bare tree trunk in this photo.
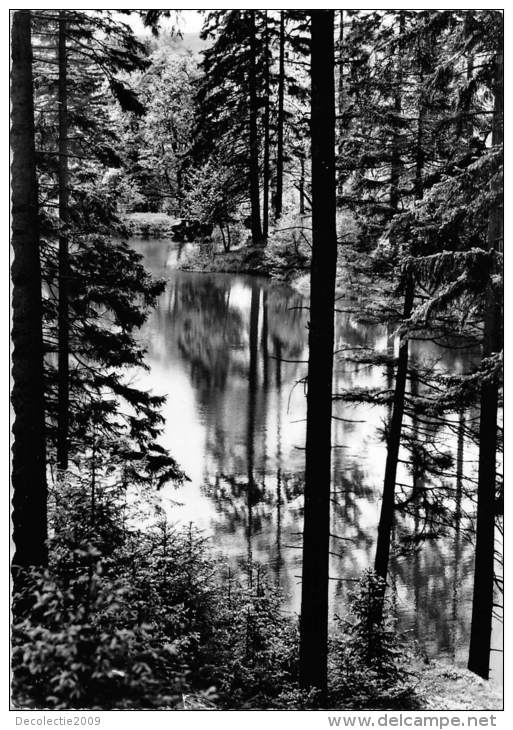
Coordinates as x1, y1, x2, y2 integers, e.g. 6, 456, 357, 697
219, 224, 227, 252
374, 276, 414, 582
248, 11, 263, 245
337, 10, 344, 199
262, 11, 270, 239
299, 151, 306, 215
389, 12, 405, 212
275, 11, 285, 218
11, 10, 48, 575
57, 11, 70, 470
414, 71, 425, 201
452, 411, 464, 659
299, 10, 337, 696
176, 164, 183, 215
468, 51, 503, 680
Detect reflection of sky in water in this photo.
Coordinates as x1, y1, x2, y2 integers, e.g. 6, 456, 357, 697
131, 238, 502, 689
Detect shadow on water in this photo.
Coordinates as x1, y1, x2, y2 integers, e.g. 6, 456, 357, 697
131, 237, 501, 686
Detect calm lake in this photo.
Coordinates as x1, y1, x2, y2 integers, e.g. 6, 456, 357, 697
131, 237, 502, 687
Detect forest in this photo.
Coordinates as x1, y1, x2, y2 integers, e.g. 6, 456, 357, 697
10, 9, 503, 711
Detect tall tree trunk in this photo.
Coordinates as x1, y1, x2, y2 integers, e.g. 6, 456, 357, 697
468, 51, 503, 680
389, 12, 405, 212
375, 22, 421, 584
262, 12, 270, 238
337, 10, 344, 199
57, 11, 70, 470
299, 151, 306, 214
11, 10, 48, 575
452, 411, 464, 659
275, 11, 285, 218
176, 164, 183, 215
414, 71, 425, 201
219, 224, 227, 252
248, 11, 263, 245
374, 275, 414, 582
299, 10, 337, 695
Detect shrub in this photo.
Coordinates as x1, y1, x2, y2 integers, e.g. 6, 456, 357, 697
11, 472, 304, 710
329, 569, 418, 709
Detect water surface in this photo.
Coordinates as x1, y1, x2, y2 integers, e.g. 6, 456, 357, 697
131, 238, 502, 687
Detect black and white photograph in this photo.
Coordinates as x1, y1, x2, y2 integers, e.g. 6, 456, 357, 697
9, 5, 504, 715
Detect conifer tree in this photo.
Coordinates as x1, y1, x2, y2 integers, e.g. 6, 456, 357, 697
30, 10, 183, 487
468, 46, 503, 682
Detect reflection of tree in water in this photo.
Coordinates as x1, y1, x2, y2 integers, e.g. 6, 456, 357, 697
330, 463, 377, 607
199, 279, 307, 589
171, 275, 246, 394
389, 408, 474, 661
390, 533, 474, 661
265, 286, 307, 362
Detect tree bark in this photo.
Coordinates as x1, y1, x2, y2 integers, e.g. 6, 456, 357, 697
275, 11, 285, 219
248, 11, 263, 245
374, 275, 414, 582
11, 9, 48, 573
299, 151, 306, 215
337, 10, 344, 199
299, 10, 337, 695
414, 71, 425, 201
219, 224, 227, 252
389, 12, 405, 212
57, 10, 70, 470
262, 11, 270, 239
468, 51, 503, 680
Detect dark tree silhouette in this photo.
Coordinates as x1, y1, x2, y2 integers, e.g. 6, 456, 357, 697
11, 9, 48, 572
274, 11, 285, 218
248, 11, 264, 245
468, 50, 503, 681
299, 9, 337, 695
57, 10, 70, 470
374, 276, 414, 583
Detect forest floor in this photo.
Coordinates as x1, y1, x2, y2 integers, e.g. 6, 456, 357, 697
411, 658, 502, 711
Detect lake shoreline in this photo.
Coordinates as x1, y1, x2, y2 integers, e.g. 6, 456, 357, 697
179, 241, 311, 288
